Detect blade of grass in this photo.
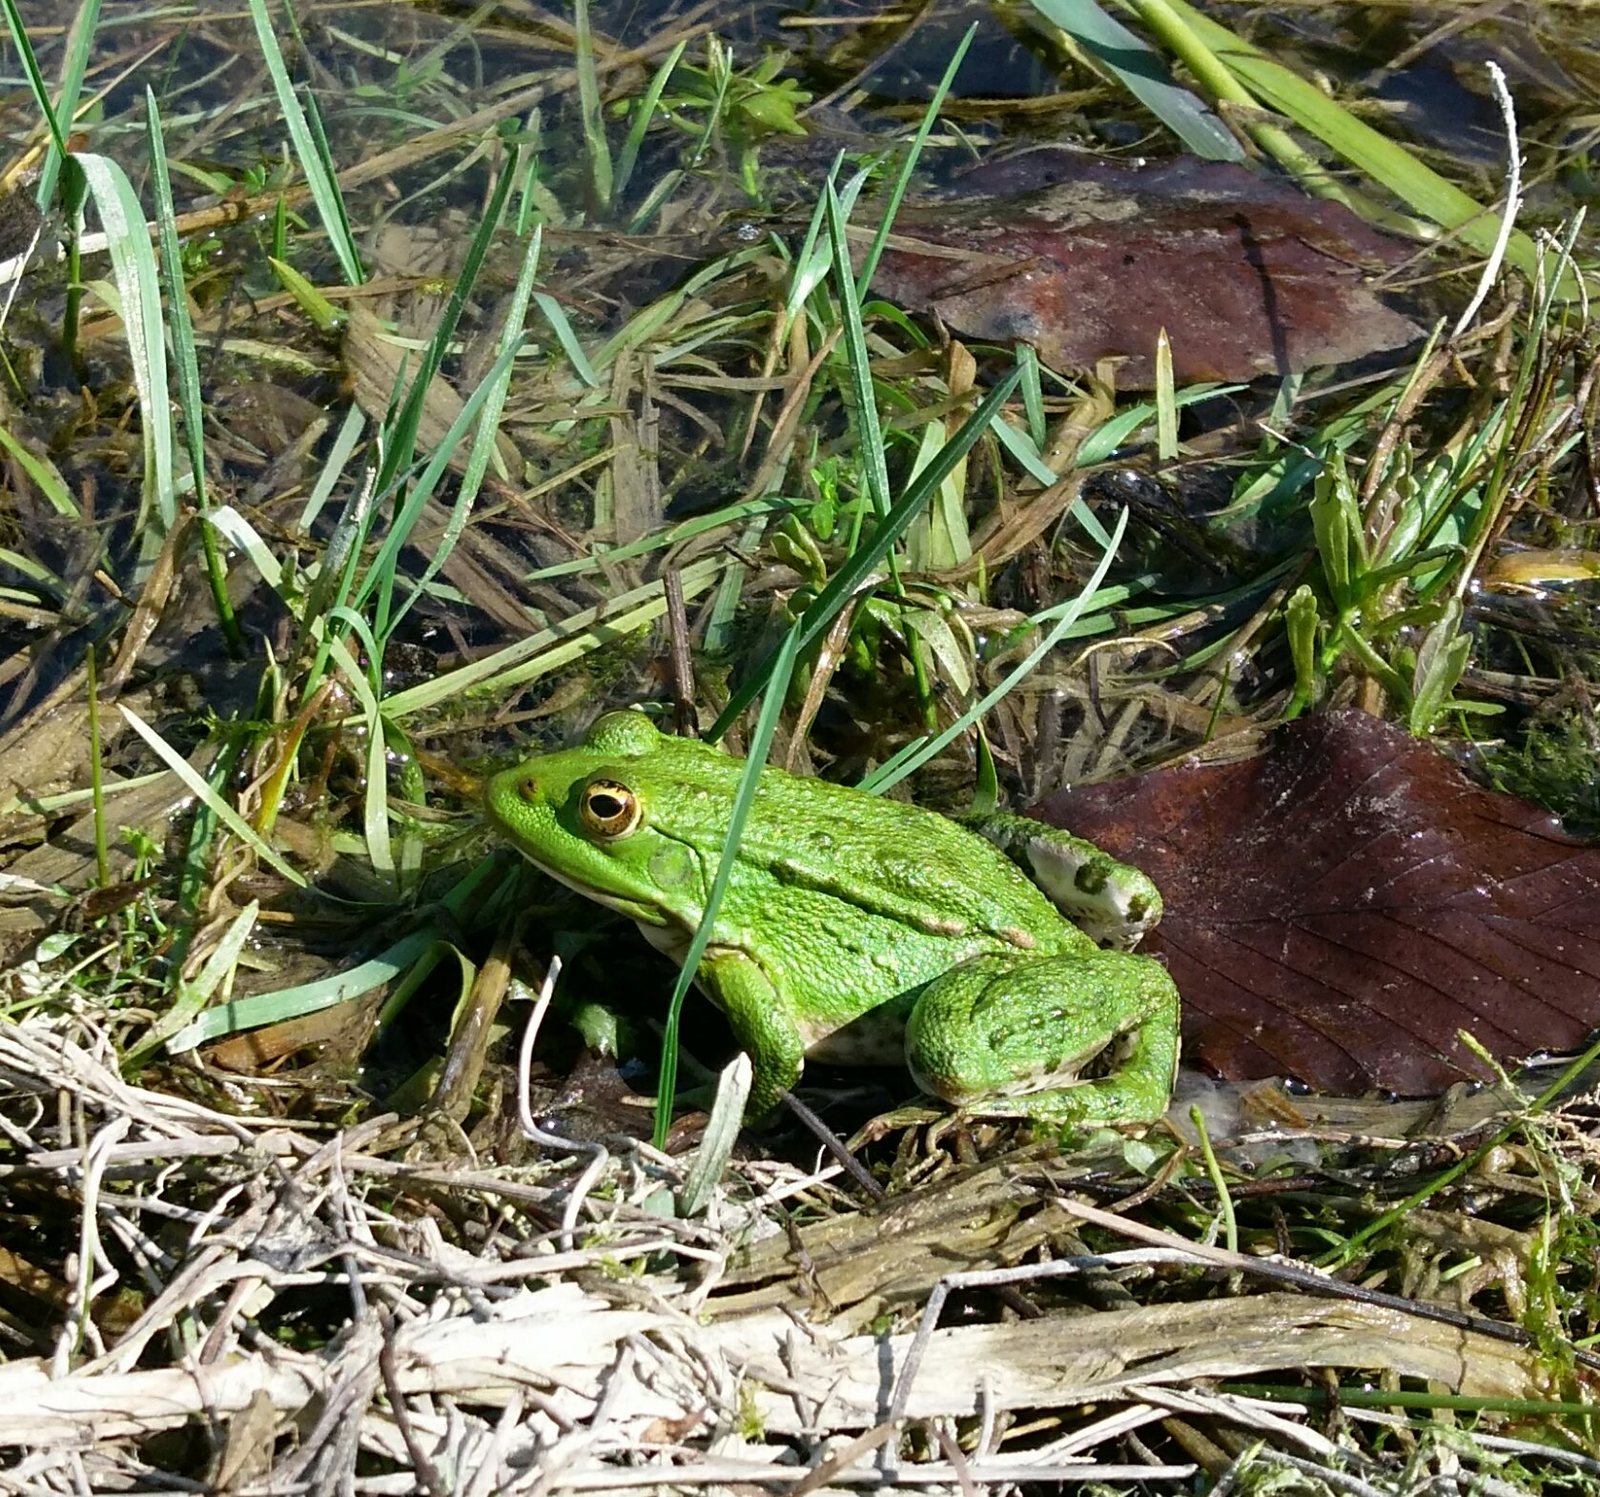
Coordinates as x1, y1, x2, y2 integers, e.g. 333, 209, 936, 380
852, 24, 977, 294
1154, 331, 1178, 461
368, 147, 518, 502
0, 0, 69, 195
326, 604, 393, 883
614, 38, 686, 201
74, 153, 174, 532
533, 290, 600, 387
826, 176, 892, 519
525, 494, 795, 581
363, 335, 527, 645
164, 844, 502, 1054
246, 0, 365, 286
706, 367, 1024, 742
860, 506, 1130, 794
653, 620, 804, 1148
120, 706, 309, 889
380, 555, 724, 715
146, 87, 244, 656
574, 0, 614, 213
387, 226, 545, 638
166, 929, 439, 1052
1024, 0, 1243, 162
125, 901, 260, 1069
33, 0, 100, 210
0, 423, 78, 517
85, 646, 108, 888
297, 405, 368, 532
1150, 0, 1564, 289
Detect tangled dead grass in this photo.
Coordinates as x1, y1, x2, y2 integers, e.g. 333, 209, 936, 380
2, 1013, 1596, 1494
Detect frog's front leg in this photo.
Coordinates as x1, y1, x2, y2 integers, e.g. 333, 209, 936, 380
965, 811, 1162, 948
698, 949, 806, 1119
905, 951, 1179, 1126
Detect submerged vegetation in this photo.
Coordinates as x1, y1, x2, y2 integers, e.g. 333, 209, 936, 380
0, 0, 1597, 1489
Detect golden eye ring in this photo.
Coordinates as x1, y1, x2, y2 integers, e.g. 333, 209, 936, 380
579, 779, 641, 839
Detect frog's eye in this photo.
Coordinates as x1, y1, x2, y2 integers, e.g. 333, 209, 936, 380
579, 779, 641, 840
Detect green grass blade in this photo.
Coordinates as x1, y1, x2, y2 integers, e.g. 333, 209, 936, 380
297, 405, 367, 532
1154, 0, 1562, 288
33, 0, 100, 210
533, 290, 600, 387
574, 0, 613, 213
246, 0, 364, 286
707, 367, 1024, 741
120, 706, 309, 889
614, 39, 686, 201
0, 0, 68, 197
74, 153, 174, 531
1024, 0, 1243, 161
371, 150, 518, 500
654, 621, 804, 1148
826, 177, 892, 518
380, 556, 724, 715
860, 507, 1130, 794
167, 929, 440, 1052
0, 423, 78, 517
388, 227, 544, 637
146, 88, 244, 654
362, 339, 525, 645
853, 24, 976, 294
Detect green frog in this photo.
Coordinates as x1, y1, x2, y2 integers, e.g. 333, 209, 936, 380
484, 710, 1179, 1127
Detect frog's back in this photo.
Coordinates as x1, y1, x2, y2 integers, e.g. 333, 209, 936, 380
639, 735, 1081, 953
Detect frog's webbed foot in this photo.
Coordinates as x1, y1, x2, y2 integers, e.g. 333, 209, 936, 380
905, 949, 1180, 1128
962, 811, 1162, 949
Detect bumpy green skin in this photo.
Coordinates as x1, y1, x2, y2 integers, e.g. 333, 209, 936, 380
484, 711, 1179, 1127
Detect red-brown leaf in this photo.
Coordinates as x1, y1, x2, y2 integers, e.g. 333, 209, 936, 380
1032, 710, 1600, 1094
872, 153, 1421, 387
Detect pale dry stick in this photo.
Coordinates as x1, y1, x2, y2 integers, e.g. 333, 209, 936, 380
1135, 1384, 1342, 1461
971, 1373, 997, 1463
884, 1247, 1183, 1436
791, 1423, 900, 1497
0, 1021, 266, 1144
541, 1457, 1197, 1489
524, 1341, 635, 1497
1058, 1195, 1600, 1372
0, 222, 42, 332
1023, 1398, 1173, 1464
1452, 62, 1522, 342
462, 1390, 528, 1497
9, 1134, 266, 1173
513, 956, 613, 1252
85, 1120, 381, 1375
930, 1421, 978, 1495
51, 1111, 131, 1373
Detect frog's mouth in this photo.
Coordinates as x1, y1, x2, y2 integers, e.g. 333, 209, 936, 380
516, 855, 670, 929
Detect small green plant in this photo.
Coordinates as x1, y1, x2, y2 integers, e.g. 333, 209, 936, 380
1285, 447, 1499, 734
649, 40, 809, 202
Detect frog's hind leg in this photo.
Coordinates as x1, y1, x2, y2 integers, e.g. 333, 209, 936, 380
904, 950, 1179, 1127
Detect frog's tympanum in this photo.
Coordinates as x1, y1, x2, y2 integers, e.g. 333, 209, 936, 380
485, 711, 1179, 1127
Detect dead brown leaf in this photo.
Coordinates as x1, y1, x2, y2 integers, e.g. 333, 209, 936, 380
1034, 710, 1600, 1094
871, 152, 1421, 387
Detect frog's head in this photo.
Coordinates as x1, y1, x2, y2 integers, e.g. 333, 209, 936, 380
484, 711, 717, 930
